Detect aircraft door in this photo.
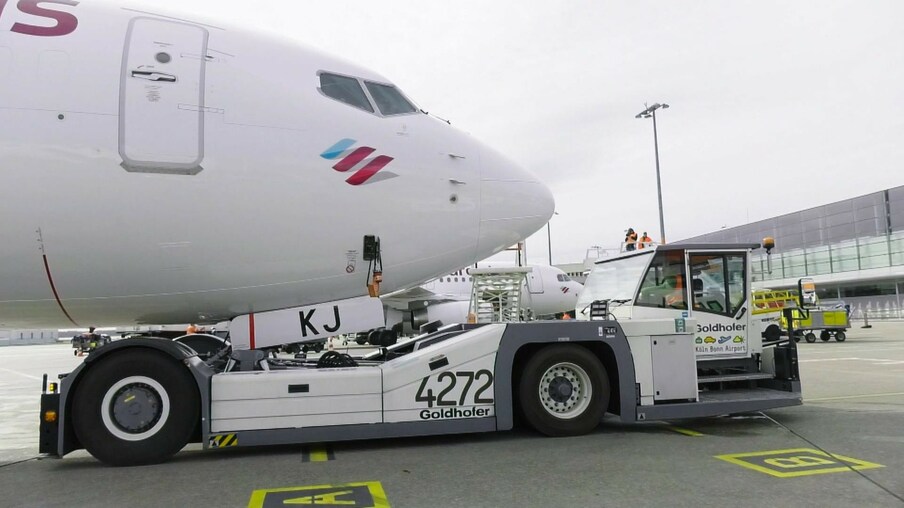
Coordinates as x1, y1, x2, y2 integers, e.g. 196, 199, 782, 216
120, 17, 208, 174
526, 269, 544, 294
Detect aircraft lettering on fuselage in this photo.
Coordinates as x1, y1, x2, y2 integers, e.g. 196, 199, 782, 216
299, 306, 341, 337
0, 0, 78, 37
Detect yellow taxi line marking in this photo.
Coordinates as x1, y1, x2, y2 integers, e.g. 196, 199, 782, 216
309, 447, 330, 462
807, 391, 904, 402
665, 425, 704, 437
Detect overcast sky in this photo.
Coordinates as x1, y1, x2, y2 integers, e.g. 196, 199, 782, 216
179, 0, 904, 266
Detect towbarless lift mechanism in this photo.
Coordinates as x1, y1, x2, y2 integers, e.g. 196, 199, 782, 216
39, 243, 801, 466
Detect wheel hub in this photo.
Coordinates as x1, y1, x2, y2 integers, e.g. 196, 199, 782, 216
548, 376, 574, 403
539, 362, 591, 418
110, 383, 162, 434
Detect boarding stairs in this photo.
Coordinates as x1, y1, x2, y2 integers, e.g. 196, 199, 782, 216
467, 267, 531, 323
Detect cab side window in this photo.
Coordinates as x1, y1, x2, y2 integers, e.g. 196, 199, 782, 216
690, 253, 746, 316
635, 251, 688, 309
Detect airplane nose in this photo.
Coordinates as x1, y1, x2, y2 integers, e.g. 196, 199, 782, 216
477, 146, 555, 255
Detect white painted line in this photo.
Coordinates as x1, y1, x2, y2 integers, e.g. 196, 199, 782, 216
799, 357, 863, 362
807, 392, 904, 402
0, 368, 43, 381
800, 357, 904, 364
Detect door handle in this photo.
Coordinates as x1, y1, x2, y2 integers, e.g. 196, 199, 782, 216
131, 70, 177, 82
735, 306, 747, 320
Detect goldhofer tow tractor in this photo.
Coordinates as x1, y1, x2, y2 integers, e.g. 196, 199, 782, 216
575, 242, 802, 409
40, 244, 801, 466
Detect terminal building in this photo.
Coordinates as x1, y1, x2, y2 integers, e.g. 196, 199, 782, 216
678, 185, 904, 320
0, 329, 59, 346
558, 185, 904, 320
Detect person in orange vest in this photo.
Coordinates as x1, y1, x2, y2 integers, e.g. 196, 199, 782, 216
624, 228, 638, 251
638, 232, 653, 249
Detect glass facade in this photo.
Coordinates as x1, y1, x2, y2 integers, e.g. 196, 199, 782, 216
679, 185, 904, 320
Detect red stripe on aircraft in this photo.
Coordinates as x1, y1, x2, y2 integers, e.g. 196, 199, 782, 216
332, 147, 376, 173
249, 312, 256, 350
41, 254, 79, 327
345, 155, 394, 185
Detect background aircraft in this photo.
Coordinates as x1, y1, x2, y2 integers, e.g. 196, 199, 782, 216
373, 264, 582, 343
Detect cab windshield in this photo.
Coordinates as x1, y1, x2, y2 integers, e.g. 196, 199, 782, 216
576, 252, 652, 313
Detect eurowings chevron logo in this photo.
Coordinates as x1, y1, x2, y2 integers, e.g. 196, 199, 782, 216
320, 138, 397, 186
561, 287, 571, 294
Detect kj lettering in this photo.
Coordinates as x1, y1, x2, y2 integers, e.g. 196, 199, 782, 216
298, 306, 341, 337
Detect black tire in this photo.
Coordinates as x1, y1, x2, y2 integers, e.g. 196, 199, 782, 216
764, 325, 781, 342
312, 341, 324, 353
355, 333, 368, 345
380, 329, 398, 347
519, 345, 609, 437
835, 331, 847, 342
805, 332, 817, 343
72, 349, 200, 466
820, 331, 831, 342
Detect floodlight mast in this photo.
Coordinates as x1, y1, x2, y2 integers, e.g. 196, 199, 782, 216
546, 211, 559, 264
635, 102, 669, 244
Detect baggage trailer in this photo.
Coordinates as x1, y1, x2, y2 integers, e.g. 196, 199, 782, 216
753, 288, 850, 343
39, 243, 802, 467
789, 308, 850, 342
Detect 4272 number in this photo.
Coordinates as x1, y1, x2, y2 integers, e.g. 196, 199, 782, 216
415, 369, 494, 408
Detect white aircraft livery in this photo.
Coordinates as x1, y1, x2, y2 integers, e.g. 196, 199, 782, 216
383, 265, 583, 335
0, 1, 554, 331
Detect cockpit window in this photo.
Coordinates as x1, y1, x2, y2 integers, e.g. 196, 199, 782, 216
365, 81, 417, 116
319, 73, 374, 113
557, 274, 572, 282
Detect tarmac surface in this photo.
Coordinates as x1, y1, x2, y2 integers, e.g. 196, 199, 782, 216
1, 323, 902, 507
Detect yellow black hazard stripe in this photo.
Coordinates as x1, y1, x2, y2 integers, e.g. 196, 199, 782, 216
209, 433, 238, 448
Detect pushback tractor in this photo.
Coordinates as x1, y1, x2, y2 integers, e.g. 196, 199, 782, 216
40, 242, 802, 466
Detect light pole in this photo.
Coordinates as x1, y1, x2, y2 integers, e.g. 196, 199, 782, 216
635, 102, 669, 245
546, 212, 559, 265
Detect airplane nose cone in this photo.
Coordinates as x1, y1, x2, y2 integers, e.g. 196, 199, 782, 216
477, 147, 555, 256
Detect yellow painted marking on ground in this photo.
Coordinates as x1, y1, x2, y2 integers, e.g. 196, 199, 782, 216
309, 447, 330, 462
301, 445, 333, 462
666, 426, 704, 437
248, 481, 389, 508
715, 448, 884, 478
283, 490, 354, 505
124, 395, 135, 403
808, 391, 904, 402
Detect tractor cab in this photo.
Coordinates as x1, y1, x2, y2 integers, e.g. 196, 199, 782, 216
577, 243, 767, 361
